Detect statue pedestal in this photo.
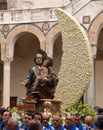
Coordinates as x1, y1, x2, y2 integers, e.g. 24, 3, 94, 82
17, 103, 35, 111
17, 99, 62, 115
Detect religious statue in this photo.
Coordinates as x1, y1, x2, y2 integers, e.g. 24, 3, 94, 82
21, 49, 58, 103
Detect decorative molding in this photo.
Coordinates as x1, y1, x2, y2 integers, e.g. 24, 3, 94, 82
83, 16, 90, 24
22, 0, 33, 9
1, 43, 13, 63
3, 56, 13, 65
2, 24, 9, 33
8, 0, 17, 9
42, 22, 50, 30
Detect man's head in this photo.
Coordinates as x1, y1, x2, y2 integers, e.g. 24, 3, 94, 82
7, 117, 19, 130
34, 49, 47, 65
2, 111, 12, 124
95, 115, 103, 130
74, 114, 81, 126
52, 115, 61, 129
94, 106, 99, 114
98, 108, 103, 115
42, 114, 50, 126
85, 116, 93, 126
22, 111, 32, 127
65, 115, 74, 128
0, 109, 6, 121
29, 119, 42, 130
33, 112, 43, 124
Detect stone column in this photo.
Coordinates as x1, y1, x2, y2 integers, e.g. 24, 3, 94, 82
1, 42, 13, 107
87, 57, 95, 108
2, 57, 12, 107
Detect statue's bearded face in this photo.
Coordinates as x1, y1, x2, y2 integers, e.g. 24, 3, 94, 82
35, 54, 43, 65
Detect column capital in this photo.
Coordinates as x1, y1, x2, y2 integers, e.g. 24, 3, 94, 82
1, 43, 13, 64
2, 56, 13, 65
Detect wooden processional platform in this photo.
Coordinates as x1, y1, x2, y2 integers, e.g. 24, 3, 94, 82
17, 99, 62, 115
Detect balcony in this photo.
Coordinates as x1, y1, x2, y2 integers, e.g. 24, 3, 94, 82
0, 0, 92, 25
0, 8, 58, 25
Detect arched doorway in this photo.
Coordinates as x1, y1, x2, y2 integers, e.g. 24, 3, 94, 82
95, 28, 103, 107
88, 12, 103, 107
10, 32, 40, 104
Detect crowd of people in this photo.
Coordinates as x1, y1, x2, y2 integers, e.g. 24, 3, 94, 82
1, 50, 103, 130
0, 105, 103, 130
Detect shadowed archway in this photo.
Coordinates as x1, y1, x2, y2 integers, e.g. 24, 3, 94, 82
11, 32, 40, 103
0, 0, 7, 10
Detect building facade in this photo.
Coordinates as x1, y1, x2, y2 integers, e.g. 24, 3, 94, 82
0, 0, 103, 108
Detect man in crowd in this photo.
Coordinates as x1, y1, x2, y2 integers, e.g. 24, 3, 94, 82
84, 116, 96, 130
29, 119, 42, 130
95, 115, 103, 130
7, 116, 19, 130
74, 114, 88, 130
42, 114, 55, 130
19, 111, 32, 130
64, 115, 79, 130
52, 115, 66, 130
0, 110, 12, 130
33, 112, 43, 125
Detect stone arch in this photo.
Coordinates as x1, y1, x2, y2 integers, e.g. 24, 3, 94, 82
88, 12, 103, 57
0, 31, 5, 44
6, 24, 45, 58
46, 24, 62, 74
88, 12, 103, 107
45, 24, 61, 57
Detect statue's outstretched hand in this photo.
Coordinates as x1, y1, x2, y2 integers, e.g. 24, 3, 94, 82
20, 80, 28, 86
